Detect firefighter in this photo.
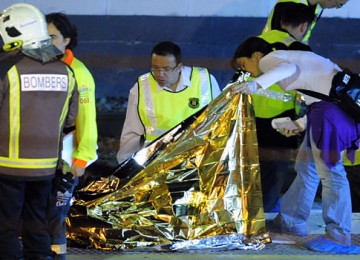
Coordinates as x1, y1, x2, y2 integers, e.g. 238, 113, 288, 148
0, 3, 78, 259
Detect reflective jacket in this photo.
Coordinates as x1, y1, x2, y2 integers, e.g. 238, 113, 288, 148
263, 0, 321, 43
138, 66, 213, 142
63, 49, 97, 167
253, 30, 310, 118
343, 149, 360, 166
0, 51, 78, 180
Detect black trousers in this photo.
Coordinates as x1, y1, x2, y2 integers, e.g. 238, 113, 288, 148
346, 164, 360, 212
0, 177, 53, 259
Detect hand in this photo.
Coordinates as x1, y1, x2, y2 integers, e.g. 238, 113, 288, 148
57, 172, 75, 193
277, 121, 303, 137
231, 80, 260, 94
71, 164, 85, 178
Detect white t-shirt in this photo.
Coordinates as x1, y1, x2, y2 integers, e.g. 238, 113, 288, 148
255, 50, 342, 105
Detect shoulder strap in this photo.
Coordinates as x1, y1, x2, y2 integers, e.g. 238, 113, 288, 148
297, 89, 338, 103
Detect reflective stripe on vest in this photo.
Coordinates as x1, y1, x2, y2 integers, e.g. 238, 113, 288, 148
0, 66, 74, 169
138, 66, 212, 142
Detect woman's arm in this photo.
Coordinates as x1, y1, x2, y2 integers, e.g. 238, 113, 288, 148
255, 51, 298, 90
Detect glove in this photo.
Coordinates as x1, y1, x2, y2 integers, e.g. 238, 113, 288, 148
56, 171, 75, 193
231, 80, 259, 94
71, 163, 86, 178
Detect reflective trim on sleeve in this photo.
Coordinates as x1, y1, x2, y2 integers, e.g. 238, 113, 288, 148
0, 157, 58, 169
8, 67, 21, 158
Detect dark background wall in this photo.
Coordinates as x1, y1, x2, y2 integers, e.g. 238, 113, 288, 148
70, 15, 360, 98
65, 15, 360, 137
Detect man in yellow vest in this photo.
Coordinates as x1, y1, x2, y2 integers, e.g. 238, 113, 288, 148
230, 3, 314, 212
248, 3, 315, 212
116, 41, 221, 163
263, 0, 349, 43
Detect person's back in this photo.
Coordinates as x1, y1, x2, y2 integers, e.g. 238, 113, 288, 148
0, 53, 76, 178
0, 5, 77, 179
263, 0, 349, 42
0, 3, 78, 259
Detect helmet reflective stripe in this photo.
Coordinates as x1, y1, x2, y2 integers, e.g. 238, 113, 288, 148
0, 3, 51, 50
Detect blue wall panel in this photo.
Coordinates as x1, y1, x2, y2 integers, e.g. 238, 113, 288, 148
68, 15, 360, 99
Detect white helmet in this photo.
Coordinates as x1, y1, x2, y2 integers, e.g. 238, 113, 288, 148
0, 3, 51, 50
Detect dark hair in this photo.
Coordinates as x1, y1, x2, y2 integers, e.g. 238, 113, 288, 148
151, 41, 182, 64
46, 12, 78, 50
281, 3, 316, 28
230, 37, 286, 70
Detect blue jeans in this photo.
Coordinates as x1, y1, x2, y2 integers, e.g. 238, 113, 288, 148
48, 171, 78, 259
278, 129, 352, 245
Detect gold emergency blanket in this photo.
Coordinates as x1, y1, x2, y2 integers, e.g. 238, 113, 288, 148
67, 87, 269, 250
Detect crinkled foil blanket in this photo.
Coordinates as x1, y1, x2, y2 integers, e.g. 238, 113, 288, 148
67, 86, 270, 251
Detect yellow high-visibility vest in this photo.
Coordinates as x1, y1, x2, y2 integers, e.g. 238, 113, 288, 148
138, 66, 213, 142
251, 30, 300, 118
343, 149, 360, 166
263, 0, 321, 43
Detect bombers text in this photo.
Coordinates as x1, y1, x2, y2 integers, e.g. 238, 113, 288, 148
21, 74, 68, 92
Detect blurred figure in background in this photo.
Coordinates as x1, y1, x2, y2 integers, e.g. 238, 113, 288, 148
46, 12, 98, 259
263, 0, 349, 42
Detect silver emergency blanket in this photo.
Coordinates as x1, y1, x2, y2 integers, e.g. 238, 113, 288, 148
67, 84, 270, 251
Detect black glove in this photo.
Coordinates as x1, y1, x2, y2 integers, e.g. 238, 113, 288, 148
57, 172, 75, 193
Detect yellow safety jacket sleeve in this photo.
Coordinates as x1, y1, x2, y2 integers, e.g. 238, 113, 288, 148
343, 149, 360, 166
64, 50, 98, 164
